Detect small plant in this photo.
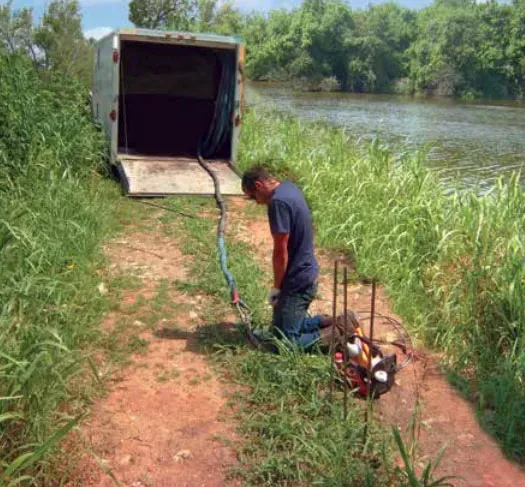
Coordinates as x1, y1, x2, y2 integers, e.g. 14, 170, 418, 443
1, 416, 82, 486
127, 336, 150, 354
188, 376, 202, 386
156, 367, 181, 383
392, 426, 456, 487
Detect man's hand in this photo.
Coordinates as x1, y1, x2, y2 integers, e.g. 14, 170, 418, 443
268, 287, 280, 307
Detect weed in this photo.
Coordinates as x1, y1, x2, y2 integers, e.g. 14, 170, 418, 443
156, 367, 181, 383
110, 274, 144, 293
0, 55, 121, 481
392, 427, 456, 487
127, 336, 150, 355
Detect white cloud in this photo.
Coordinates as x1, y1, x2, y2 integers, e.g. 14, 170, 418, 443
84, 26, 114, 40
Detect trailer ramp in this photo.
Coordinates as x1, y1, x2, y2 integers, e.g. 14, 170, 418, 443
117, 156, 243, 197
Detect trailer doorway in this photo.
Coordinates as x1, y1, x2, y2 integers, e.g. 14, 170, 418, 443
116, 37, 241, 196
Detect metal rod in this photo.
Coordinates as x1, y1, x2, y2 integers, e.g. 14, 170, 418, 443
367, 280, 376, 397
343, 266, 348, 420
328, 260, 338, 401
363, 280, 377, 447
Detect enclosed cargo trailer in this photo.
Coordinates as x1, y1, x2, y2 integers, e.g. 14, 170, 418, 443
92, 28, 244, 196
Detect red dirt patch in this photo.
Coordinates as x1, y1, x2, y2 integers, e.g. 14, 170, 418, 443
79, 337, 237, 487
70, 229, 238, 486
104, 231, 188, 285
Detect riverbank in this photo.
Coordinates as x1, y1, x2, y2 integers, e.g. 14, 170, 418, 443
238, 108, 525, 461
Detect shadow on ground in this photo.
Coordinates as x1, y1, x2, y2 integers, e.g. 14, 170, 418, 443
154, 321, 250, 355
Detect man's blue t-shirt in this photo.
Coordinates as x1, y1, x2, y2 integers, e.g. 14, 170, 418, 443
268, 181, 319, 293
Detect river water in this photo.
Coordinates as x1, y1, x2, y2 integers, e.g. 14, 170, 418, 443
246, 83, 525, 189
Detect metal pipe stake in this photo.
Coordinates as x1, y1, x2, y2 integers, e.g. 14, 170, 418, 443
343, 266, 349, 420
328, 260, 338, 402
367, 280, 376, 398
363, 280, 377, 447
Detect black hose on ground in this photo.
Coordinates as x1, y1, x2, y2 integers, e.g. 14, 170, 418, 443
194, 50, 264, 348
196, 153, 262, 349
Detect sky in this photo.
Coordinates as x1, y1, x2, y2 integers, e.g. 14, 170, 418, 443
8, 1, 436, 41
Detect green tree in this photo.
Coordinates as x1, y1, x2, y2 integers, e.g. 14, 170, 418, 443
193, 0, 242, 34
300, 0, 355, 84
408, 0, 521, 98
211, 1, 242, 34
34, 0, 93, 87
475, 1, 513, 98
349, 2, 415, 92
129, 0, 241, 34
196, 0, 216, 30
242, 1, 356, 88
0, 2, 37, 61
242, 8, 305, 81
506, 0, 525, 97
408, 1, 483, 97
241, 13, 272, 79
129, 0, 197, 30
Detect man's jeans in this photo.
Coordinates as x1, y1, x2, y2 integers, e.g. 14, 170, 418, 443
273, 281, 322, 349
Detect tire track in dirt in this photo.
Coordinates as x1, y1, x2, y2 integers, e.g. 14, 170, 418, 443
231, 198, 525, 487
69, 227, 239, 486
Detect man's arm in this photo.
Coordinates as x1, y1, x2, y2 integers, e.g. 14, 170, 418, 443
272, 232, 289, 289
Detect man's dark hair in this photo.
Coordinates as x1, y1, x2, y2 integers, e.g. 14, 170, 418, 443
241, 165, 273, 193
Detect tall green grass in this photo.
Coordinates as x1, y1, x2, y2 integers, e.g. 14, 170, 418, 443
0, 54, 119, 483
238, 108, 525, 460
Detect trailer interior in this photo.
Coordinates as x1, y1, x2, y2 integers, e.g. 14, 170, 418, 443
116, 38, 241, 196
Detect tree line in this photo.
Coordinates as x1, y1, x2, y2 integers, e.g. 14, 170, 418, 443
129, 0, 525, 99
2, 0, 524, 99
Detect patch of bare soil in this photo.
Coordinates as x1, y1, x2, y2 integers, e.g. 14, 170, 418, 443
69, 228, 238, 486
104, 231, 189, 285
237, 199, 525, 487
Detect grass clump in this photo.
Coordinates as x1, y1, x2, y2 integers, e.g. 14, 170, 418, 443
225, 346, 398, 485
238, 108, 525, 460
0, 54, 121, 482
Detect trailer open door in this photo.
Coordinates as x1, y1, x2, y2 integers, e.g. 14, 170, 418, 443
109, 30, 244, 197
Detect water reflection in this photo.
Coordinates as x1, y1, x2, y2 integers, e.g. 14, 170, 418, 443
246, 83, 525, 188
